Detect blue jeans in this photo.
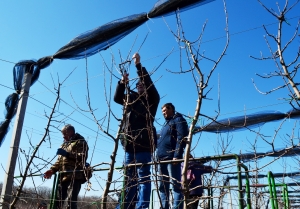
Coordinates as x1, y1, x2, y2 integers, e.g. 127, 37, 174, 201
159, 162, 183, 209
117, 152, 152, 209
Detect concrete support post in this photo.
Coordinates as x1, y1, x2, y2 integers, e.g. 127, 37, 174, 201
0, 71, 32, 209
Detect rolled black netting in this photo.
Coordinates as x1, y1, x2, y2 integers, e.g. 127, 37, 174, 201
53, 0, 215, 60
14, 60, 39, 87
238, 152, 265, 162
234, 146, 300, 161
211, 146, 300, 162
53, 13, 148, 59
227, 172, 300, 180
5, 93, 19, 120
31, 63, 40, 86
287, 108, 300, 119
194, 152, 266, 163
288, 173, 300, 181
148, 0, 214, 18
13, 63, 25, 94
0, 0, 216, 145
193, 109, 300, 134
37, 56, 53, 70
266, 146, 300, 157
0, 93, 19, 146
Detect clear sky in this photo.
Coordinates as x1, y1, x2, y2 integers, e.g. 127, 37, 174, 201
0, 0, 299, 203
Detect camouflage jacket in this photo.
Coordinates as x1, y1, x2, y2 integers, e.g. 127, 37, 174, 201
50, 133, 89, 182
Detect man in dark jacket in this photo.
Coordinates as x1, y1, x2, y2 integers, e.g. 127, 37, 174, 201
44, 124, 89, 209
114, 53, 160, 209
157, 103, 188, 209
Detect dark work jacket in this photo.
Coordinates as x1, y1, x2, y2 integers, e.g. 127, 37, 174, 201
182, 162, 213, 196
157, 113, 188, 160
114, 63, 160, 153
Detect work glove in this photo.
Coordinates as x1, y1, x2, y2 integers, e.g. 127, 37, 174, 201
43, 170, 53, 179
56, 148, 69, 157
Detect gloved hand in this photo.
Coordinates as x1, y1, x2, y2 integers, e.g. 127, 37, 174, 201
56, 148, 69, 157
43, 170, 53, 179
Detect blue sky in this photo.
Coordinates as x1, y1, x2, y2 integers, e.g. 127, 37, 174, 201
0, 0, 300, 201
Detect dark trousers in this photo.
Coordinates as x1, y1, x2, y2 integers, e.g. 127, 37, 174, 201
187, 196, 201, 209
55, 180, 82, 209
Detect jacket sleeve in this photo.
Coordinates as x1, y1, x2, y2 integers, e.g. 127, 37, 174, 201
174, 116, 189, 159
114, 80, 126, 105
200, 165, 213, 174
68, 140, 89, 165
50, 143, 65, 172
136, 63, 160, 106
50, 157, 61, 173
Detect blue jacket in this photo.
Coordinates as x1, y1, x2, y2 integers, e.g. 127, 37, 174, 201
157, 113, 188, 160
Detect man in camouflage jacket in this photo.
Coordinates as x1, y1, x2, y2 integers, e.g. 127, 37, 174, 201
44, 124, 89, 209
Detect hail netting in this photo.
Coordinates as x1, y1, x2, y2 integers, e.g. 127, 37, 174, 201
0, 0, 214, 146
193, 109, 300, 134
0, 60, 41, 145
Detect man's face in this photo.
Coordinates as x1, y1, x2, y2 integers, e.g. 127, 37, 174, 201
162, 106, 174, 119
136, 82, 144, 94
62, 129, 74, 141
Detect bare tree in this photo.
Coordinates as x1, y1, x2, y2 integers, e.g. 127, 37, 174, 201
158, 0, 229, 208
251, 0, 300, 108
79, 55, 124, 209
246, 1, 300, 207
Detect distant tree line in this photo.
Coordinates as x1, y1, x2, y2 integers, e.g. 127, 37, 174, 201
0, 182, 117, 209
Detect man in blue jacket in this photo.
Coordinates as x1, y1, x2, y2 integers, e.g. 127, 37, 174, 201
157, 103, 188, 209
